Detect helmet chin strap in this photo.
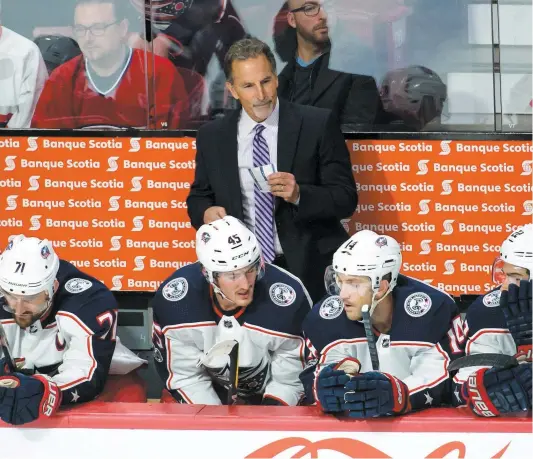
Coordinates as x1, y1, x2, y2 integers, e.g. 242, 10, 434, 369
211, 282, 238, 306
25, 282, 57, 326
369, 287, 393, 316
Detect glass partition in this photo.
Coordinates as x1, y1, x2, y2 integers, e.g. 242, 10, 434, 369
498, 0, 532, 132
0, 0, 530, 132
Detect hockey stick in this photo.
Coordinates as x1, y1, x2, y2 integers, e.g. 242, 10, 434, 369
227, 340, 240, 406
448, 353, 518, 372
199, 339, 240, 405
361, 305, 380, 371
0, 323, 16, 373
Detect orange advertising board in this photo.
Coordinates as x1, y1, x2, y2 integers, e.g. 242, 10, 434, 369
0, 136, 531, 294
346, 139, 532, 296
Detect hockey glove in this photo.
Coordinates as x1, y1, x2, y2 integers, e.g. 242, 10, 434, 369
0, 373, 62, 425
316, 359, 360, 413
463, 363, 532, 416
342, 372, 410, 418
501, 280, 532, 358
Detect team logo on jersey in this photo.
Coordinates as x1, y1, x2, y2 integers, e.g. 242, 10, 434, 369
200, 232, 211, 244
319, 296, 344, 320
404, 292, 432, 317
162, 278, 188, 302
375, 237, 388, 247
269, 282, 296, 307
483, 290, 501, 308
64, 278, 93, 294
153, 348, 164, 363
41, 245, 51, 259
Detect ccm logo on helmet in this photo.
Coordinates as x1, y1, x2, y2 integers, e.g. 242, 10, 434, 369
232, 251, 249, 260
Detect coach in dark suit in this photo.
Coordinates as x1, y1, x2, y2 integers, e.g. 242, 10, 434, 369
186, 37, 357, 302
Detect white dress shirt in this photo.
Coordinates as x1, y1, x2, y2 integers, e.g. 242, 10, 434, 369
237, 100, 283, 255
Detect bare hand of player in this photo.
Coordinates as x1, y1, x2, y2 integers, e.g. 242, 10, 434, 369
203, 206, 227, 224
268, 172, 299, 204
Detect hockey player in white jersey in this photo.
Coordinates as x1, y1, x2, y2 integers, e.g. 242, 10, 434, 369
453, 224, 532, 417
301, 230, 460, 418
0, 235, 145, 425
152, 216, 312, 405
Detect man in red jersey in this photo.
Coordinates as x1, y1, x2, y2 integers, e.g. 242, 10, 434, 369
32, 0, 192, 129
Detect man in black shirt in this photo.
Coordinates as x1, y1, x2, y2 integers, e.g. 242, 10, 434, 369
275, 0, 383, 131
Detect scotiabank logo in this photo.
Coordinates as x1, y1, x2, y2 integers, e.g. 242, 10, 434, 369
5, 195, 17, 211
131, 176, 143, 192
523, 200, 533, 216
133, 256, 146, 271
108, 196, 121, 211
4, 156, 16, 171
26, 136, 39, 152
418, 199, 431, 215
439, 140, 452, 156
522, 160, 533, 176
245, 437, 513, 458
129, 138, 141, 152
441, 180, 453, 196
29, 215, 41, 231
28, 175, 40, 191
107, 156, 119, 172
111, 275, 123, 291
419, 239, 432, 255
442, 219, 455, 235
417, 159, 429, 175
132, 216, 144, 232
444, 259, 456, 275
109, 236, 122, 251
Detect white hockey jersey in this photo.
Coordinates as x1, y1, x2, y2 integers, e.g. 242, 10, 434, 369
0, 261, 144, 405
301, 275, 461, 411
151, 262, 312, 406
0, 26, 48, 128
452, 288, 517, 405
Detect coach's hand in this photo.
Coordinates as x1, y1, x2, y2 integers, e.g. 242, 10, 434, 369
268, 172, 299, 204
203, 206, 227, 224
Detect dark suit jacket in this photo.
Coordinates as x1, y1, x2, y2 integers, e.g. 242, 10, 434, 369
278, 52, 384, 131
186, 99, 358, 302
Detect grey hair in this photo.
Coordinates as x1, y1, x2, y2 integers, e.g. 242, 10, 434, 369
224, 37, 277, 82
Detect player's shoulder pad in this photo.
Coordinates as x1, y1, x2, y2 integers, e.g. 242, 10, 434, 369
243, 264, 311, 336
152, 262, 211, 327
54, 261, 118, 332
394, 275, 458, 341
302, 294, 363, 353
464, 287, 506, 335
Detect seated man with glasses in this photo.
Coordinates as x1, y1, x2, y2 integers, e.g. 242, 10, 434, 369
0, 235, 146, 426
31, 0, 190, 129
275, 0, 382, 131
152, 216, 311, 406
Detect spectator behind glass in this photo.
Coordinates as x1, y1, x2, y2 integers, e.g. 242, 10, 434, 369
274, 0, 383, 131
0, 0, 48, 128
32, 0, 189, 130
130, 0, 246, 118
